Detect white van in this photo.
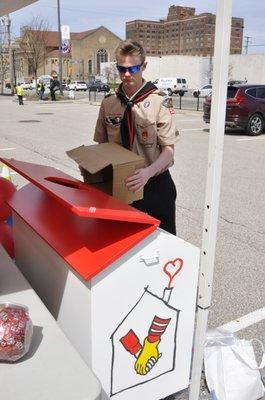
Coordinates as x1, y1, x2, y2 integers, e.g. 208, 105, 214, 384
153, 77, 188, 96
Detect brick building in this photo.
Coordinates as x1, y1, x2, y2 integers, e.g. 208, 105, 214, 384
126, 5, 244, 57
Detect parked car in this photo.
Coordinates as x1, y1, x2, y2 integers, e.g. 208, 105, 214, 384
193, 84, 212, 98
87, 81, 110, 92
228, 80, 247, 86
153, 77, 188, 96
203, 84, 265, 136
21, 81, 36, 90
66, 81, 87, 91
38, 75, 52, 89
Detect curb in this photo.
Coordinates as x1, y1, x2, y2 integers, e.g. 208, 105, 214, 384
174, 109, 203, 116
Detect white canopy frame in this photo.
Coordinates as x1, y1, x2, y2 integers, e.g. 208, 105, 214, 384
0, 0, 38, 17
189, 0, 233, 399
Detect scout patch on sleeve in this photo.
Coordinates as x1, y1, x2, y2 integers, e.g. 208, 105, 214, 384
162, 97, 174, 109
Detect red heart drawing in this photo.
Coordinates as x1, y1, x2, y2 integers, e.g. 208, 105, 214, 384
163, 258, 183, 288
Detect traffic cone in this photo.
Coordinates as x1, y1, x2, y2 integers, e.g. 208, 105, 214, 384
0, 164, 12, 181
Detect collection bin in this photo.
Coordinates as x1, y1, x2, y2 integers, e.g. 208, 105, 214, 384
1, 157, 200, 400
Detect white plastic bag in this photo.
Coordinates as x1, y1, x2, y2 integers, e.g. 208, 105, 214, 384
204, 330, 265, 400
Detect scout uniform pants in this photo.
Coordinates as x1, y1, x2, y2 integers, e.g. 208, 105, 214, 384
132, 170, 177, 235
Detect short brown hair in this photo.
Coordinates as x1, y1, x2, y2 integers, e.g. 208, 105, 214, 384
115, 40, 146, 63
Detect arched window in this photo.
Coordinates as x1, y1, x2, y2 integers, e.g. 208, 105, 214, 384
96, 49, 108, 74
88, 59, 92, 75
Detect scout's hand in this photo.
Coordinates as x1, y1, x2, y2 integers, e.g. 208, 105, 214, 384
134, 338, 160, 375
125, 168, 151, 192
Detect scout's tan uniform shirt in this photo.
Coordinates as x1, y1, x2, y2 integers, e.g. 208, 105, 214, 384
94, 89, 178, 174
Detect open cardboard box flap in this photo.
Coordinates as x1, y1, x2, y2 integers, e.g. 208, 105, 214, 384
66, 143, 144, 173
66, 142, 145, 203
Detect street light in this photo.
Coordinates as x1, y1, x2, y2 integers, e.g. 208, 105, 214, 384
57, 0, 63, 94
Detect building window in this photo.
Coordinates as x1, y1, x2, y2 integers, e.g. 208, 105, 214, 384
96, 49, 108, 74
88, 59, 92, 75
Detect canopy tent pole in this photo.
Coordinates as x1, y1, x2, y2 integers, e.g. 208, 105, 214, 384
189, 0, 233, 399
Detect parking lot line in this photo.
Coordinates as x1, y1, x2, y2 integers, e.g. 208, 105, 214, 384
217, 307, 265, 333
237, 137, 265, 142
175, 119, 200, 122
0, 147, 16, 151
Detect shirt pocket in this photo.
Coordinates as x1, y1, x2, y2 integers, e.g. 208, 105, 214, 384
105, 116, 122, 142
135, 122, 157, 147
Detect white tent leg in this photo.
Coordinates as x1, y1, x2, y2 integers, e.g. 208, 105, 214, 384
189, 0, 233, 399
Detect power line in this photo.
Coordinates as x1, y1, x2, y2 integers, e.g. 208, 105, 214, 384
248, 44, 265, 47
244, 35, 252, 54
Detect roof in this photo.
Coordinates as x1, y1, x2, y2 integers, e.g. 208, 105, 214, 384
47, 49, 71, 58
29, 26, 122, 47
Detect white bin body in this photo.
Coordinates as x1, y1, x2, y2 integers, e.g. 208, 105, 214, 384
13, 212, 200, 400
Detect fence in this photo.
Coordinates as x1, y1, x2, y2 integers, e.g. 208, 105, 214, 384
87, 89, 206, 112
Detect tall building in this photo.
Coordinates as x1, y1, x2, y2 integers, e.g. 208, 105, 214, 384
126, 5, 244, 57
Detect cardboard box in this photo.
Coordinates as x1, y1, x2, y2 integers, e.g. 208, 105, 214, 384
66, 142, 145, 203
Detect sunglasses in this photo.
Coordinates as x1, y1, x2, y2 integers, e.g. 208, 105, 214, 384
116, 63, 143, 74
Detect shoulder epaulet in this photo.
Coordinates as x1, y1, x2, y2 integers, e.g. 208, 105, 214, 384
157, 90, 166, 96
104, 92, 115, 99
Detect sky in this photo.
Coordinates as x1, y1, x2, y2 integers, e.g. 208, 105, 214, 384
8, 0, 265, 54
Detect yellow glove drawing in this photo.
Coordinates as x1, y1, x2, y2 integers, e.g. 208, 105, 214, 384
134, 337, 160, 375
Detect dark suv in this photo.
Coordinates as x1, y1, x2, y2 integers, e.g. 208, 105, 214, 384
203, 84, 265, 135
87, 81, 110, 92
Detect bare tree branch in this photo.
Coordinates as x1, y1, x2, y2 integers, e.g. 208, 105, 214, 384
18, 16, 50, 90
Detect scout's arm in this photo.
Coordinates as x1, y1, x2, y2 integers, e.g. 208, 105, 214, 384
94, 102, 108, 143
125, 145, 174, 191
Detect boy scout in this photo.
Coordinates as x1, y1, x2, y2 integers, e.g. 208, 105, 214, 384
93, 40, 178, 235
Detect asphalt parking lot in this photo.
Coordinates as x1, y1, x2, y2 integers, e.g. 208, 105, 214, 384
0, 96, 264, 398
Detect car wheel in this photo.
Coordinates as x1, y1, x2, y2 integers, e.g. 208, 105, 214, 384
246, 113, 264, 136
167, 88, 173, 96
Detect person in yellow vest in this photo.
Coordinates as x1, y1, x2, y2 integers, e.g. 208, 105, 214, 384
16, 83, 24, 105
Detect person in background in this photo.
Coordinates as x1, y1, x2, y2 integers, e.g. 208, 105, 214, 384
93, 40, 178, 235
50, 76, 60, 101
38, 80, 45, 100
16, 83, 24, 105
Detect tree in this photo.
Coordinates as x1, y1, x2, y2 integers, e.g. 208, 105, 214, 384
18, 16, 50, 92
102, 62, 119, 84
0, 43, 9, 94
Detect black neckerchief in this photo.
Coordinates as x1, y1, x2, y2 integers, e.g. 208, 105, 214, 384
116, 81, 157, 149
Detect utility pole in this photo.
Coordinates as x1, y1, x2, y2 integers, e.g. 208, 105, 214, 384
244, 36, 252, 54
7, 15, 14, 95
57, 0, 63, 94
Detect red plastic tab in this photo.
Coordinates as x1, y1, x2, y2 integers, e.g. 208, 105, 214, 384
0, 158, 159, 226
